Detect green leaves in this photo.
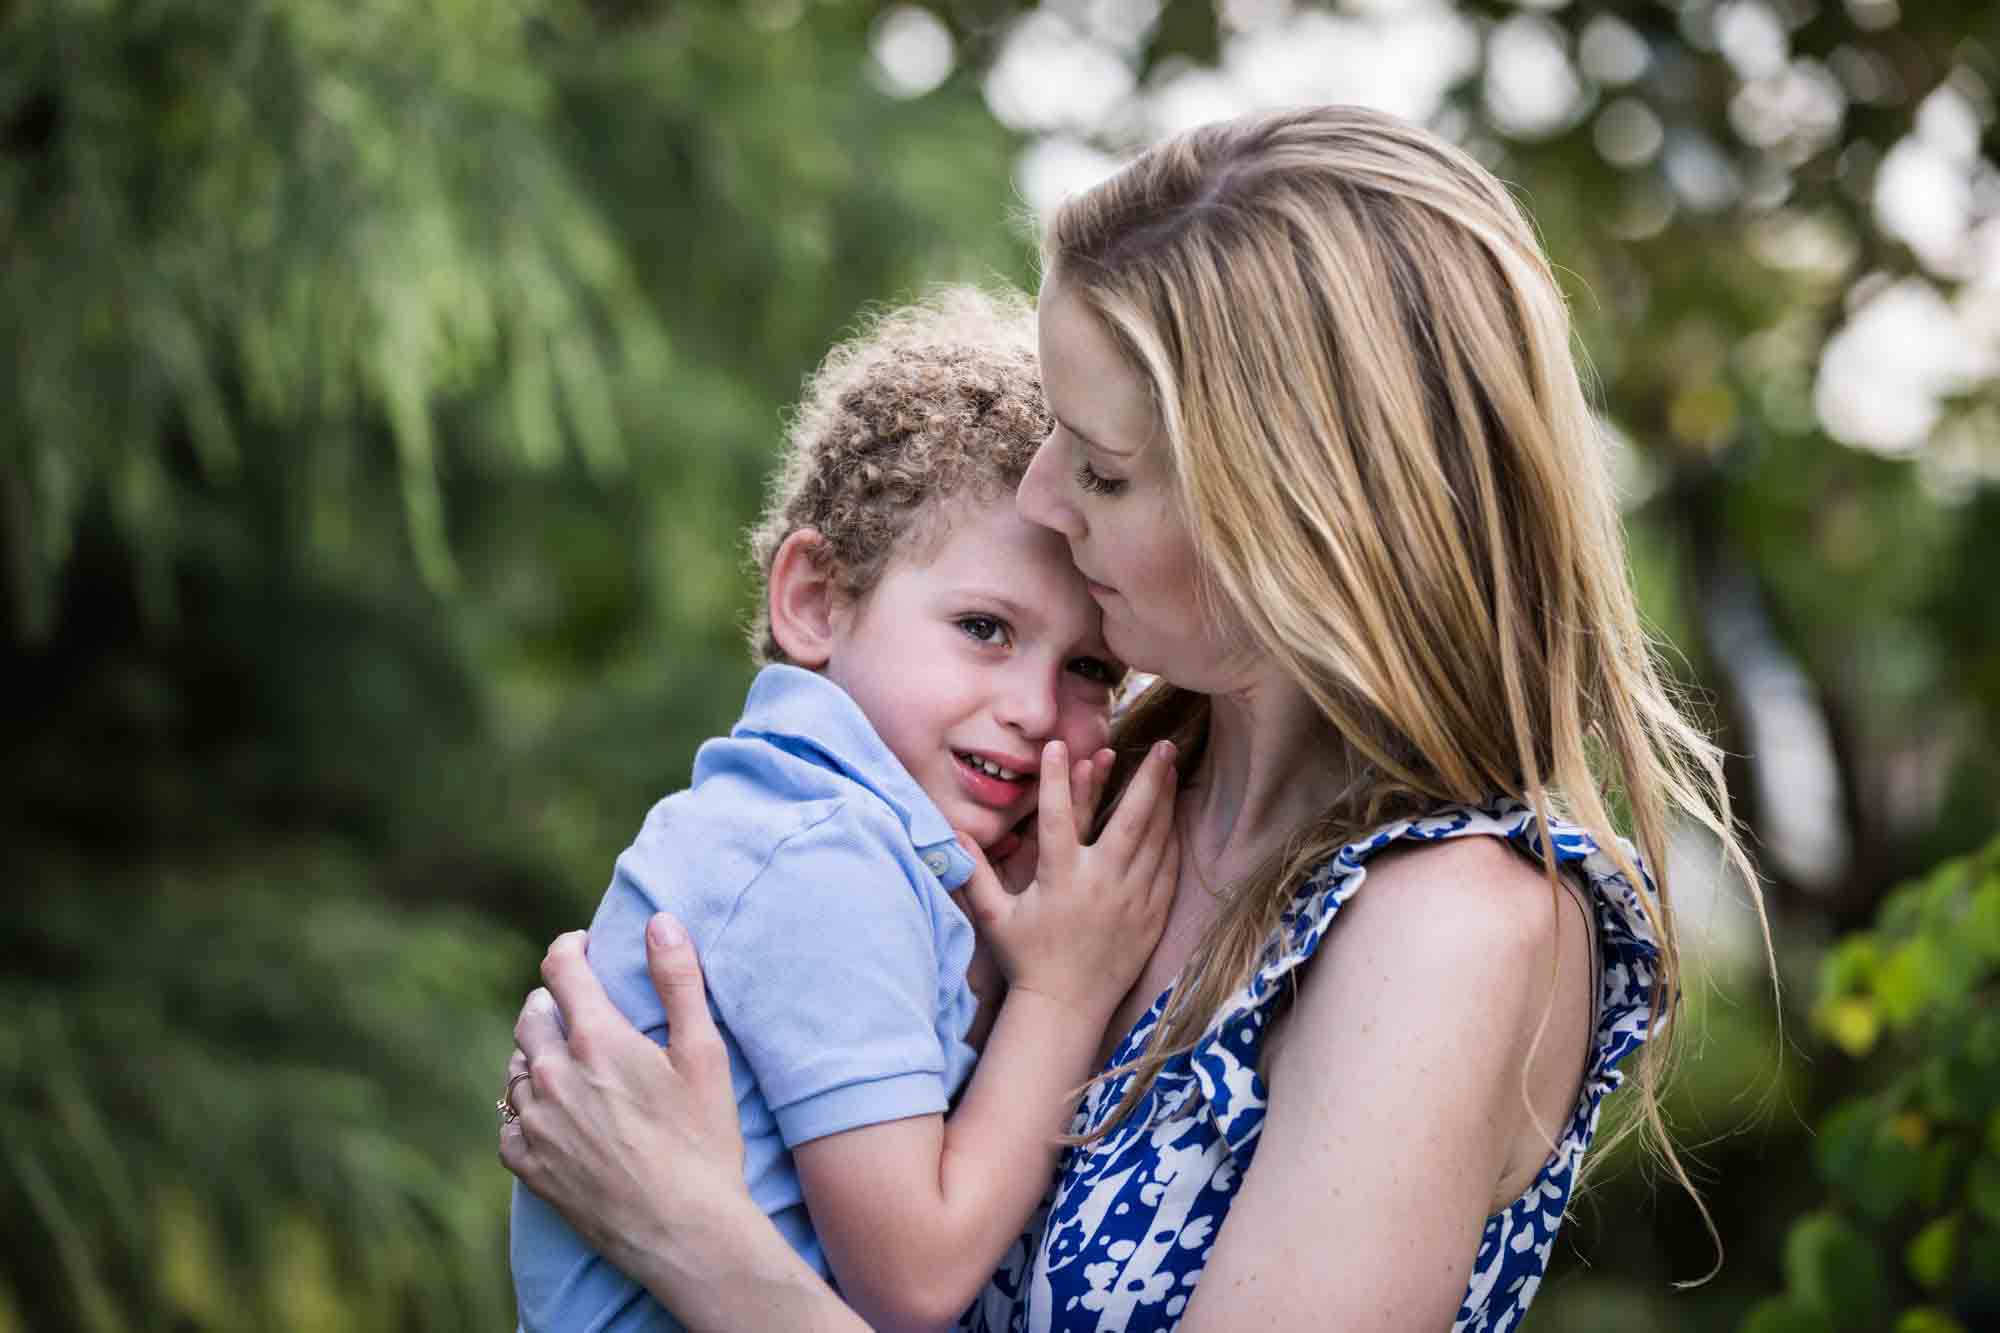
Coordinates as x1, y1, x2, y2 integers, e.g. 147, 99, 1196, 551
1782, 1213, 1887, 1329
1750, 835, 2000, 1331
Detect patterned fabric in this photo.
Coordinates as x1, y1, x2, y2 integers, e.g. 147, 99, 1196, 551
959, 799, 1663, 1333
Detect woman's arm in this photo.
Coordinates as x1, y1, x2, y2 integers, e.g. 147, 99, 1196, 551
503, 917, 867, 1333
1177, 837, 1594, 1330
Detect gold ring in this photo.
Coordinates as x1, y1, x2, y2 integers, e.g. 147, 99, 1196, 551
499, 1070, 533, 1123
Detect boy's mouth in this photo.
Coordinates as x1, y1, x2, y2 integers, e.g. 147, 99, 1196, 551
954, 751, 1029, 782
952, 750, 1036, 810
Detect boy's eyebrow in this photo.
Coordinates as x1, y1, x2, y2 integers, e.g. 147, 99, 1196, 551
950, 589, 1034, 621
1056, 414, 1133, 458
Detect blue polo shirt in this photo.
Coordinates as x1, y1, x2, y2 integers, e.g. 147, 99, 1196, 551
510, 665, 982, 1332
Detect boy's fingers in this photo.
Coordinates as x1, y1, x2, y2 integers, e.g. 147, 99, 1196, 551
1069, 757, 1094, 833
644, 913, 725, 1077
1034, 740, 1078, 876
1130, 761, 1180, 884
955, 833, 1010, 926
1091, 748, 1115, 803
539, 931, 624, 1042
1151, 818, 1182, 912
1100, 741, 1177, 866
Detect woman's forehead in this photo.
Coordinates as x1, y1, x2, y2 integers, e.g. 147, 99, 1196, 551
1037, 285, 1157, 446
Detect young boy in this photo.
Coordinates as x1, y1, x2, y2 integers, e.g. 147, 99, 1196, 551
509, 289, 1179, 1333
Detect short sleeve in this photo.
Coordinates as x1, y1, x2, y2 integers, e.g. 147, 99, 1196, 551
704, 802, 958, 1148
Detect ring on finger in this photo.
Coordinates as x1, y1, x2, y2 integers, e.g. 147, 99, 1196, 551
498, 1070, 534, 1124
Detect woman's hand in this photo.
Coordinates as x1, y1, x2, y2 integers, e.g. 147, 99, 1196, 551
500, 915, 748, 1280
960, 739, 1178, 1020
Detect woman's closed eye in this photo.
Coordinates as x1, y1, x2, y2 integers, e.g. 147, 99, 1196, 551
1073, 460, 1126, 497
956, 614, 1011, 647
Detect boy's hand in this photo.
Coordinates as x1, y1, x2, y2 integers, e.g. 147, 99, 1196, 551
958, 739, 1179, 1019
992, 746, 1114, 895
950, 748, 1116, 1049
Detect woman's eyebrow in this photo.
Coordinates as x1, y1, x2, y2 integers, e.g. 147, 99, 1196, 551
1057, 414, 1133, 457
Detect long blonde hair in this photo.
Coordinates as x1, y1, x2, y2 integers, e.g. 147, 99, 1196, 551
1049, 106, 1766, 1247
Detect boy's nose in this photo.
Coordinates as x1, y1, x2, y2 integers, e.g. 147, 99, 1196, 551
995, 668, 1061, 739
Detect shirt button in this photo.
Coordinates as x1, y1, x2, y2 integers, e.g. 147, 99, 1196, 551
923, 852, 950, 876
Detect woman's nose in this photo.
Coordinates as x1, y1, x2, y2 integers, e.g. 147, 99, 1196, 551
1017, 439, 1081, 539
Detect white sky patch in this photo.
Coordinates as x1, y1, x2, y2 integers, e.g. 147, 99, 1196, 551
1220, 5, 1478, 126
1145, 64, 1251, 140
1816, 277, 1996, 454
1716, 0, 1789, 82
1701, 568, 1852, 894
1730, 59, 1846, 162
1579, 13, 1651, 86
1875, 136, 1974, 274
1874, 84, 1989, 277
1665, 130, 1743, 211
1081, 0, 1163, 53
1015, 135, 1124, 215
984, 11, 1136, 134
868, 7, 955, 100
1484, 15, 1585, 140
1595, 97, 1664, 168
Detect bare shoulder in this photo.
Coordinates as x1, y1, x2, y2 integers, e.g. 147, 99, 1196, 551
1328, 833, 1565, 971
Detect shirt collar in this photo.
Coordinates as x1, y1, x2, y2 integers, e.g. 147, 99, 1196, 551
733, 664, 974, 888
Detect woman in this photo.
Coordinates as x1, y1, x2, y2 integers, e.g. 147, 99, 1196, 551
501, 105, 1762, 1331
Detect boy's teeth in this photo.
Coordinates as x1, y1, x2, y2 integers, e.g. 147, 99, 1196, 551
962, 753, 1022, 781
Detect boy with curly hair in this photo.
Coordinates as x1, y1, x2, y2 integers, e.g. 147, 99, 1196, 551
510, 288, 1180, 1333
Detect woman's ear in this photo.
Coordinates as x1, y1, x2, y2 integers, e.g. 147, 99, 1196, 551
767, 528, 842, 669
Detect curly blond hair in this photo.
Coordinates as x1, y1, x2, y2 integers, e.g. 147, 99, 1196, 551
747, 287, 1051, 664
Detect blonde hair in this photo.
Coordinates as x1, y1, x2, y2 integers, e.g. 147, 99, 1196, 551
746, 287, 1049, 663
1049, 106, 1766, 1252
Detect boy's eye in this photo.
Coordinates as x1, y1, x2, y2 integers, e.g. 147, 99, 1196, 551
1074, 460, 1127, 497
957, 615, 1009, 646
1068, 656, 1120, 687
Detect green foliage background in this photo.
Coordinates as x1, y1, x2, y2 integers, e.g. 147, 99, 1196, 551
2, 0, 1995, 1329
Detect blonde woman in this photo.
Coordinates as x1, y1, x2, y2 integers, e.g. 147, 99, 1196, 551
501, 105, 1760, 1332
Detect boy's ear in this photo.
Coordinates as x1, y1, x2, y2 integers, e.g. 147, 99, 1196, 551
768, 528, 843, 669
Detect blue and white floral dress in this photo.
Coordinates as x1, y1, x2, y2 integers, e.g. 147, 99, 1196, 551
959, 799, 1662, 1333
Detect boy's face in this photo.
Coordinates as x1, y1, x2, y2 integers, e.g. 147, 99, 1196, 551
824, 495, 1123, 851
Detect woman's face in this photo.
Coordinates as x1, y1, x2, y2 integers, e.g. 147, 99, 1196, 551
1022, 279, 1240, 690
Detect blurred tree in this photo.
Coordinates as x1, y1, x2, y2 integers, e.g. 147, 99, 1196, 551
8, 0, 2000, 1327
2, 0, 1027, 1326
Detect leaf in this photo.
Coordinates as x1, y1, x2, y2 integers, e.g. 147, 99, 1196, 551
1814, 1100, 1927, 1217
1817, 996, 1882, 1058
1920, 1140, 1970, 1212
1906, 1214, 1962, 1292
1971, 1156, 2000, 1227
1893, 1309, 1966, 1333
1967, 882, 2000, 962
1966, 1226, 2000, 1284
1876, 938, 1940, 1028
1820, 935, 1882, 995
1783, 1212, 1888, 1331
1742, 1296, 1836, 1333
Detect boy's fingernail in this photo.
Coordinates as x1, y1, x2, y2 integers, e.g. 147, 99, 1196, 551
648, 914, 686, 949
1155, 740, 1176, 760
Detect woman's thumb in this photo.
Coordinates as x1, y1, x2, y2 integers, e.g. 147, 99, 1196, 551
645, 913, 724, 1073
